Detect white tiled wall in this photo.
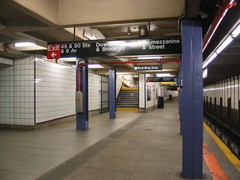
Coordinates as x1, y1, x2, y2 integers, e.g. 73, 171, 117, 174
204, 75, 240, 110
146, 82, 161, 108
0, 57, 34, 125
0, 64, 14, 124
0, 57, 110, 126
35, 60, 75, 123
0, 57, 13, 65
139, 74, 146, 108
88, 71, 101, 111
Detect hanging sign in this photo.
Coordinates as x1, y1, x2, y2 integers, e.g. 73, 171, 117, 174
47, 36, 181, 58
134, 65, 162, 71
47, 44, 61, 59
146, 77, 178, 82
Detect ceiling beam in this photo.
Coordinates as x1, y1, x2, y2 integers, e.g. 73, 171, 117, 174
185, 0, 201, 18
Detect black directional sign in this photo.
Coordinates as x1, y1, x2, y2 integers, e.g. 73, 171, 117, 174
47, 36, 181, 58
134, 65, 162, 71
146, 77, 178, 82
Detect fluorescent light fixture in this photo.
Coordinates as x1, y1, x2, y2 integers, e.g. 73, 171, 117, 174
125, 41, 132, 47
14, 42, 36, 47
88, 64, 103, 68
59, 57, 77, 61
202, 52, 217, 69
231, 24, 240, 38
202, 22, 240, 69
156, 73, 171, 77
34, 57, 44, 61
203, 68, 208, 79
138, 56, 163, 60
216, 35, 233, 54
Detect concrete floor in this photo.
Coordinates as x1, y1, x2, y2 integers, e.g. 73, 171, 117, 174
0, 98, 239, 180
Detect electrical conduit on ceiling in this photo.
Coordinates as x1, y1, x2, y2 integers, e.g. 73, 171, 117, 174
202, 0, 237, 52
77, 59, 182, 92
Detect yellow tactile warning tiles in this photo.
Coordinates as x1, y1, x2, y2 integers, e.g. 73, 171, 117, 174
203, 122, 240, 176
121, 87, 138, 90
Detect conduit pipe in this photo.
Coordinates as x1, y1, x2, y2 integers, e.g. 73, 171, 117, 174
77, 61, 81, 91
81, 59, 182, 66
77, 59, 182, 91
202, 0, 237, 52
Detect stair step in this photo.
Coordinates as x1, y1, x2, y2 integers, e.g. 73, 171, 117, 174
117, 88, 139, 108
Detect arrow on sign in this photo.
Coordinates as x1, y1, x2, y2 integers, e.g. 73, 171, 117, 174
51, 52, 57, 58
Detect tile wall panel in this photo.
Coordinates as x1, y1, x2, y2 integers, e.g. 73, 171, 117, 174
0, 57, 107, 126
139, 74, 146, 108
14, 58, 35, 125
35, 60, 75, 123
204, 75, 240, 110
0, 65, 14, 124
88, 72, 101, 111
0, 57, 34, 125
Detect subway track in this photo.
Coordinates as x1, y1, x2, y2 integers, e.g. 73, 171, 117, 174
204, 110, 240, 159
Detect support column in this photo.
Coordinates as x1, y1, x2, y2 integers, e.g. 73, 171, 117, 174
76, 59, 88, 130
181, 19, 203, 178
109, 69, 116, 119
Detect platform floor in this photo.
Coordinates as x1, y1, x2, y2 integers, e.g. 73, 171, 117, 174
0, 98, 239, 180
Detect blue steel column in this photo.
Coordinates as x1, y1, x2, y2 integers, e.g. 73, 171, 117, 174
76, 59, 88, 130
181, 19, 203, 178
109, 69, 116, 118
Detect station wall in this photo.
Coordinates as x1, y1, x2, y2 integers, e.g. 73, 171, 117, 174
146, 82, 172, 109
0, 57, 107, 126
88, 72, 102, 111
0, 57, 35, 125
35, 60, 75, 124
146, 82, 160, 108
204, 75, 240, 125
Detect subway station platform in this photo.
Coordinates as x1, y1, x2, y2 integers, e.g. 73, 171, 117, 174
0, 99, 239, 180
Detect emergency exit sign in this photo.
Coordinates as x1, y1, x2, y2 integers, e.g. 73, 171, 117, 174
47, 44, 61, 59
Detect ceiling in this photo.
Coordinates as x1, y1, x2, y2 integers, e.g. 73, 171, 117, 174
0, 0, 239, 86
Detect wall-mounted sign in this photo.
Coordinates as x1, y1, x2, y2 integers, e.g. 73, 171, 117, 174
134, 65, 162, 71
47, 36, 181, 58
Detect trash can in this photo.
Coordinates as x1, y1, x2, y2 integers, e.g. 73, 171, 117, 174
158, 96, 164, 108
169, 94, 172, 100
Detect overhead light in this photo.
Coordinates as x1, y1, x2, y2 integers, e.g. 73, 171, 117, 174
202, 52, 217, 69
88, 64, 103, 68
216, 35, 233, 54
34, 57, 44, 61
138, 56, 163, 60
202, 21, 240, 69
59, 57, 77, 61
14, 42, 36, 47
231, 24, 240, 38
203, 68, 208, 79
156, 73, 171, 77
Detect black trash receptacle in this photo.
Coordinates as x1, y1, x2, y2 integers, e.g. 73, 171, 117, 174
169, 94, 172, 100
158, 96, 164, 108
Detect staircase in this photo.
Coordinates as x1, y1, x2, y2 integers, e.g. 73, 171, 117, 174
117, 87, 139, 109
